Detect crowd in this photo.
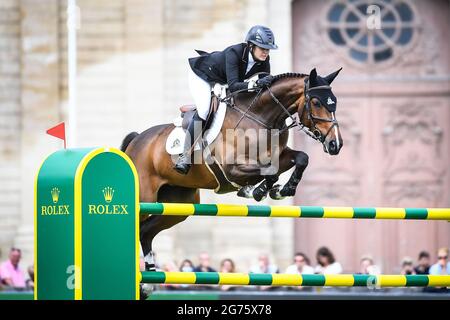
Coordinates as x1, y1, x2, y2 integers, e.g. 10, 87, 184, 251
1, 246, 449, 293
145, 246, 450, 292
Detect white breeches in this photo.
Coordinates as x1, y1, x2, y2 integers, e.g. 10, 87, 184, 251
188, 67, 212, 120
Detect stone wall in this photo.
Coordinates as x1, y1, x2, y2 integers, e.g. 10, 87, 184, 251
0, 0, 295, 273
0, 0, 21, 258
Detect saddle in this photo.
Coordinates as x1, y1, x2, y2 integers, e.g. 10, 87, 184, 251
179, 93, 219, 133
166, 83, 227, 155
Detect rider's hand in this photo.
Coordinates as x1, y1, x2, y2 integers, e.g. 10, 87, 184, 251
256, 75, 274, 88
247, 80, 258, 90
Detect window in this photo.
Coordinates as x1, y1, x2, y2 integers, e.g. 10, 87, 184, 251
326, 0, 418, 64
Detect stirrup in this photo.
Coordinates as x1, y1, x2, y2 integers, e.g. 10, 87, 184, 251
145, 262, 156, 272
174, 153, 192, 174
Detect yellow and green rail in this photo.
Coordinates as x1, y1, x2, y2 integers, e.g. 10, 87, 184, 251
140, 203, 450, 220
141, 272, 450, 287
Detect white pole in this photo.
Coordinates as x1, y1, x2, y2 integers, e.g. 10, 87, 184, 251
67, 0, 78, 148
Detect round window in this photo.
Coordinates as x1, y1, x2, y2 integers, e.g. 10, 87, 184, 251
326, 0, 418, 64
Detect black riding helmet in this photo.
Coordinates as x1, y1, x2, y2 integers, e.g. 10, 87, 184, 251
245, 25, 278, 50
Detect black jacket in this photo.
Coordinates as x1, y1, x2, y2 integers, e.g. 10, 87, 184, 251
188, 43, 270, 92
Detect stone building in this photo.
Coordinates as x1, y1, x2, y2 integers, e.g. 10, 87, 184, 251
0, 0, 449, 274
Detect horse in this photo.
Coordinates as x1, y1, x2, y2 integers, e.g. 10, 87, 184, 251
120, 67, 343, 270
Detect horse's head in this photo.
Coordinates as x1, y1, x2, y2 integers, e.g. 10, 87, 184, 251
299, 68, 343, 155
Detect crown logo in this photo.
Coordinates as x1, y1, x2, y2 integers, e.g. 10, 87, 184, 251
51, 187, 60, 203
102, 187, 114, 203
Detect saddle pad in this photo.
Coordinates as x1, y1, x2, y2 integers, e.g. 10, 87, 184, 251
165, 100, 227, 155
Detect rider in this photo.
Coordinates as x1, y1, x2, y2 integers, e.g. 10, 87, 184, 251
174, 25, 279, 174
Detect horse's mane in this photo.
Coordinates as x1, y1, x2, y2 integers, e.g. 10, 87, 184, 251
272, 72, 307, 84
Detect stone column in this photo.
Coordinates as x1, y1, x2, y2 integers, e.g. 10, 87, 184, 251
15, 0, 61, 267
0, 0, 21, 259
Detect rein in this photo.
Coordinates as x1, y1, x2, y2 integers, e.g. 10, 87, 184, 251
221, 77, 339, 143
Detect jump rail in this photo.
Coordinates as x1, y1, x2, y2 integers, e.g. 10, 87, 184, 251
141, 272, 450, 287
140, 203, 450, 220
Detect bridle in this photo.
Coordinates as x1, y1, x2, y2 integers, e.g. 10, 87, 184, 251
301, 77, 339, 143
221, 77, 340, 144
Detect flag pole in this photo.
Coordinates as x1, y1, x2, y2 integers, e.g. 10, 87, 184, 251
67, 0, 78, 148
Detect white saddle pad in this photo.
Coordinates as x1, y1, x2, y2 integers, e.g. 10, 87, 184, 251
166, 92, 227, 155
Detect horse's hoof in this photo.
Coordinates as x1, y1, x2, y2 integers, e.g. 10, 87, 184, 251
237, 185, 254, 198
252, 187, 267, 202
140, 284, 154, 300
145, 262, 156, 271
280, 185, 296, 197
269, 185, 285, 200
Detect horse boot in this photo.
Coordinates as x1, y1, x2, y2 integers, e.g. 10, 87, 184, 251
174, 111, 204, 175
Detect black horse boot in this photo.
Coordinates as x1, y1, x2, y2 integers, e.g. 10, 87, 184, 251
174, 111, 204, 174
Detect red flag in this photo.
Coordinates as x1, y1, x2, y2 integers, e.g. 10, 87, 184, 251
46, 122, 66, 149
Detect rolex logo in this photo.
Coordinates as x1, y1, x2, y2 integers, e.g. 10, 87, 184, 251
51, 187, 60, 203
102, 187, 114, 203
88, 187, 127, 215
42, 187, 69, 215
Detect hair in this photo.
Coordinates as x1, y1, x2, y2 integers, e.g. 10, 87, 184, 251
316, 247, 336, 266
360, 255, 374, 264
402, 256, 414, 266
220, 258, 236, 272
294, 252, 311, 265
418, 251, 430, 260
180, 259, 194, 268
10, 247, 21, 254
438, 247, 449, 254
272, 72, 307, 84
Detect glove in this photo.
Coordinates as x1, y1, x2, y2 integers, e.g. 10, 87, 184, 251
256, 75, 274, 87
247, 80, 258, 90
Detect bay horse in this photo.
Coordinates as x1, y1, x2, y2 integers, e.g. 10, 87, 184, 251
120, 68, 343, 270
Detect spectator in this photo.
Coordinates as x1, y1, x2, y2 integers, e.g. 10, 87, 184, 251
0, 248, 26, 289
193, 253, 216, 272
359, 255, 381, 275
26, 264, 34, 290
178, 259, 195, 290
220, 258, 236, 273
400, 257, 416, 275
427, 247, 449, 293
284, 252, 313, 291
250, 254, 279, 274
314, 247, 343, 274
250, 254, 279, 292
180, 259, 195, 272
285, 252, 314, 274
414, 251, 431, 275
429, 247, 450, 275
161, 261, 180, 290
219, 258, 237, 291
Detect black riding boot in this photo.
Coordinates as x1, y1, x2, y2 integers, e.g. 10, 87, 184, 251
174, 111, 204, 175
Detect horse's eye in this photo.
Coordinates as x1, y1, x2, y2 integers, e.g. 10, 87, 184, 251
313, 100, 321, 108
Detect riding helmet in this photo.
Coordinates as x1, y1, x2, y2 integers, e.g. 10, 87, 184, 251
245, 25, 278, 50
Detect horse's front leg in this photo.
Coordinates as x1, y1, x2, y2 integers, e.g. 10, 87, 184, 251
270, 148, 309, 199
252, 174, 279, 201
230, 164, 278, 201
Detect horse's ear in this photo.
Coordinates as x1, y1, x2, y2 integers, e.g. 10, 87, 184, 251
309, 68, 318, 86
324, 67, 342, 85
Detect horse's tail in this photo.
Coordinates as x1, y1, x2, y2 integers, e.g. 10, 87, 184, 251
120, 132, 139, 152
